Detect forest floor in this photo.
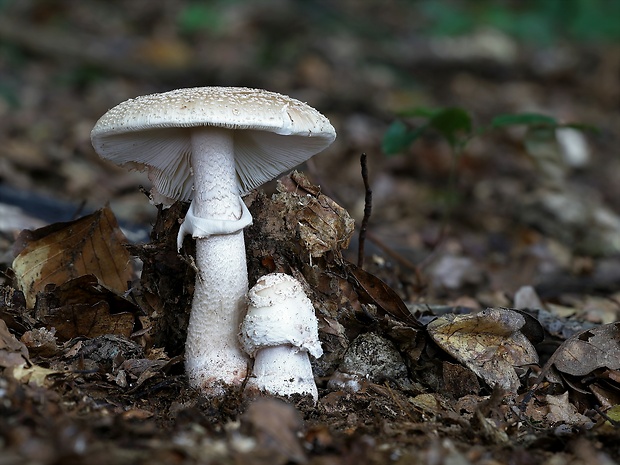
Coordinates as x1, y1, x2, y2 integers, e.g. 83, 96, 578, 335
1, 2, 620, 464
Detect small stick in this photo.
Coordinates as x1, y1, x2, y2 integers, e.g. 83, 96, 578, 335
358, 153, 372, 268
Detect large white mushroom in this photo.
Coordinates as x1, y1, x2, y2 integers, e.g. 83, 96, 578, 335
91, 87, 335, 395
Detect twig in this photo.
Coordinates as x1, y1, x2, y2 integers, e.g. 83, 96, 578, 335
358, 153, 372, 268
307, 156, 419, 274
594, 406, 620, 427
383, 381, 417, 422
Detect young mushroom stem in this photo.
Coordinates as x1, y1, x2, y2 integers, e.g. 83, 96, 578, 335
250, 345, 318, 400
184, 127, 250, 393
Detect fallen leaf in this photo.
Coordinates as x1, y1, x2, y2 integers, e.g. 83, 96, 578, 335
35, 275, 137, 340
0, 286, 29, 333
589, 379, 620, 409
346, 262, 421, 327
20, 327, 58, 357
0, 320, 58, 386
409, 393, 444, 416
9, 364, 58, 387
278, 171, 355, 258
603, 405, 620, 424
427, 308, 539, 391
545, 392, 593, 426
442, 361, 481, 397
120, 408, 155, 421
0, 319, 29, 368
552, 322, 620, 376
12, 206, 133, 308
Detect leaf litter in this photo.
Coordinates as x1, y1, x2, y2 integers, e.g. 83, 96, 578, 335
1, 13, 620, 460
2, 170, 620, 463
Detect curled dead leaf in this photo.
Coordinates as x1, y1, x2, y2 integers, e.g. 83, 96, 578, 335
12, 206, 134, 308
278, 171, 355, 258
545, 392, 593, 427
8, 364, 58, 387
427, 308, 539, 392
346, 262, 421, 327
0, 320, 57, 386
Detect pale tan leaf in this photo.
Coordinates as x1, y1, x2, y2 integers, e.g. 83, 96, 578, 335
9, 364, 58, 387
545, 392, 592, 426
427, 308, 539, 392
12, 206, 133, 308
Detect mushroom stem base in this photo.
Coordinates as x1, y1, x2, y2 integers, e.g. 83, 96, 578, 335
246, 346, 318, 402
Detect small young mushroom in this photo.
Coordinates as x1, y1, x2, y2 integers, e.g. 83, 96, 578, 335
239, 273, 323, 402
90, 87, 335, 395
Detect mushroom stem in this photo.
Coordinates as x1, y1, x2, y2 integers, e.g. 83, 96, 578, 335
249, 345, 319, 401
184, 127, 250, 393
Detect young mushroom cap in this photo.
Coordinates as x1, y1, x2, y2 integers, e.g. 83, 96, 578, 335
90, 87, 335, 396
240, 273, 323, 401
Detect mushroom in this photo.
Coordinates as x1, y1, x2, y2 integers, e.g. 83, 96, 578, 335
239, 273, 323, 402
90, 87, 335, 395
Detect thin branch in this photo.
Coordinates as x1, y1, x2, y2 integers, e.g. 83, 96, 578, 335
357, 153, 372, 268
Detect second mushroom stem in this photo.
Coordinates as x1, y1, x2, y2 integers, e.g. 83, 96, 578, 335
184, 127, 250, 393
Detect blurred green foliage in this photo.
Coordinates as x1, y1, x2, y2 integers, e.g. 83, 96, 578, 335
177, 1, 229, 35
382, 108, 597, 156
419, 0, 620, 44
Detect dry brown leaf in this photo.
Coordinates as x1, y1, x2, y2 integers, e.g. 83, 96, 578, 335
20, 327, 58, 357
347, 262, 421, 327
545, 392, 593, 426
35, 275, 137, 341
589, 379, 620, 409
442, 361, 481, 397
12, 206, 133, 308
0, 319, 29, 368
427, 308, 539, 392
278, 171, 355, 258
0, 320, 58, 386
552, 322, 620, 376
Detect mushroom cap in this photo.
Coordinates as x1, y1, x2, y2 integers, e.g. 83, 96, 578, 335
240, 273, 323, 359
90, 87, 336, 203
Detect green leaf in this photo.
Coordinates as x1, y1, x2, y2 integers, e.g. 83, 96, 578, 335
382, 120, 425, 155
490, 113, 558, 129
427, 107, 473, 148
178, 3, 224, 34
605, 405, 620, 424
